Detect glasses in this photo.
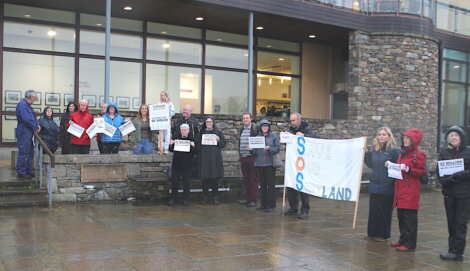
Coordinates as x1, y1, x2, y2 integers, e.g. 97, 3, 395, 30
206, 120, 213, 123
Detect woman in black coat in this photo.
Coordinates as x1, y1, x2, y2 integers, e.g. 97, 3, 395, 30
197, 116, 226, 204
38, 107, 59, 153
59, 101, 77, 154
437, 126, 470, 261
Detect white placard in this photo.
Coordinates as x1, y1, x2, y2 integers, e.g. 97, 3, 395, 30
119, 121, 136, 137
387, 163, 403, 180
201, 134, 217, 145
94, 118, 105, 133
284, 136, 366, 202
280, 132, 292, 144
67, 121, 85, 138
249, 136, 265, 149
103, 122, 117, 137
438, 158, 464, 177
149, 103, 170, 130
86, 123, 99, 139
174, 140, 191, 152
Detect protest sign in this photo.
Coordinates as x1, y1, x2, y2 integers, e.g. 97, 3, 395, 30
387, 163, 403, 180
94, 118, 105, 133
174, 140, 191, 152
86, 123, 98, 138
119, 121, 136, 137
280, 132, 292, 144
249, 137, 265, 149
67, 121, 84, 138
438, 158, 464, 177
103, 122, 117, 137
201, 134, 217, 145
149, 103, 170, 130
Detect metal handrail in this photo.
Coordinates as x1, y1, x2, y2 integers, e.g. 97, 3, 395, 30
33, 132, 55, 208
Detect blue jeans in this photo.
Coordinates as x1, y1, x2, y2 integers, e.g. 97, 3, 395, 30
133, 138, 154, 154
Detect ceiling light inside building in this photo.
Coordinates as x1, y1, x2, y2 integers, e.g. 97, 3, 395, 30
161, 31, 167, 34
216, 38, 222, 41
308, 34, 316, 38
244, 53, 248, 57
258, 79, 261, 86
266, 45, 272, 48
269, 78, 272, 85
24, 14, 31, 18
195, 17, 204, 21
162, 43, 170, 49
256, 26, 264, 30
96, 23, 103, 26
278, 58, 285, 61
47, 30, 56, 37
453, 65, 461, 69
123, 6, 133, 11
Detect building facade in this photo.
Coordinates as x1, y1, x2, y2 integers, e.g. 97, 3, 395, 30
0, 0, 469, 166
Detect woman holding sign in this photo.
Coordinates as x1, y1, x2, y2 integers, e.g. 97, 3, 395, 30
252, 119, 280, 212
197, 116, 226, 205
168, 124, 196, 206
437, 126, 470, 261
101, 102, 129, 154
391, 128, 426, 252
364, 127, 400, 242
130, 104, 156, 154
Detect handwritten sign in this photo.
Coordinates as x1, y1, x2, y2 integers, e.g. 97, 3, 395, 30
119, 121, 136, 137
103, 122, 117, 137
149, 103, 170, 130
249, 136, 265, 149
388, 163, 403, 180
67, 121, 84, 138
174, 140, 191, 152
280, 132, 292, 144
201, 134, 217, 145
438, 158, 464, 177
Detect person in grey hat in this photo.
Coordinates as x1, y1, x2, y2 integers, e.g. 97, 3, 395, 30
252, 119, 280, 212
437, 126, 470, 261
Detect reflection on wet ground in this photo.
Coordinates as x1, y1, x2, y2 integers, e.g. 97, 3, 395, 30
0, 191, 468, 270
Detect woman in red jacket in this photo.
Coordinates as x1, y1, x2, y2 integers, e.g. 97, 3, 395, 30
391, 128, 426, 252
67, 100, 94, 154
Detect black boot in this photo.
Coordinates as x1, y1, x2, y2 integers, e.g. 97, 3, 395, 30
213, 196, 219, 205
440, 252, 463, 261
167, 198, 176, 206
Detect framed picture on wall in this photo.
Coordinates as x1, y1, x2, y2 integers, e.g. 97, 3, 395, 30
99, 96, 114, 106
3, 106, 17, 120
4, 90, 22, 104
132, 97, 140, 110
64, 94, 74, 106
35, 92, 42, 105
82, 95, 96, 107
45, 92, 61, 106
32, 107, 41, 113
4, 114, 16, 121
116, 96, 130, 109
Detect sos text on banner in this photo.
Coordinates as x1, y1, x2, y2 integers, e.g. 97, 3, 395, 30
284, 136, 366, 202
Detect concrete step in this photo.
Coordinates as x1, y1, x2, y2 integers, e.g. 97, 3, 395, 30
0, 189, 47, 196
0, 180, 36, 188
0, 194, 48, 207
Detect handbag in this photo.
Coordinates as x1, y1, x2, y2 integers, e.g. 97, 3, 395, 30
272, 153, 283, 167
413, 151, 430, 184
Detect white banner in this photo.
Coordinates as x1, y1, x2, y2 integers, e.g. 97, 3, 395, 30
438, 158, 464, 177
249, 136, 265, 149
67, 121, 84, 138
103, 122, 117, 137
284, 136, 366, 202
149, 103, 170, 131
119, 121, 136, 137
174, 140, 191, 152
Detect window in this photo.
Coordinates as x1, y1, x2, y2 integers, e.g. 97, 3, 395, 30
81, 14, 142, 32
206, 30, 247, 45
205, 70, 248, 114
205, 45, 248, 69
256, 75, 299, 117
147, 38, 201, 64
257, 51, 300, 75
258, 38, 299, 53
4, 4, 75, 24
80, 31, 142, 59
147, 22, 201, 39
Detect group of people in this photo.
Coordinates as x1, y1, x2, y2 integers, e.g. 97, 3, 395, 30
364, 126, 469, 261
16, 89, 469, 262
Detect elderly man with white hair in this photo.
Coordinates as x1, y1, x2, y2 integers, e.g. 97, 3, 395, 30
67, 100, 94, 154
15, 90, 40, 179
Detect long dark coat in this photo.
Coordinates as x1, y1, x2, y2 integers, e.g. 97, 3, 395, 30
38, 117, 59, 153
197, 129, 226, 179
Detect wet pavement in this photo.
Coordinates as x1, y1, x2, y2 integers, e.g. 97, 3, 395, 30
0, 190, 468, 271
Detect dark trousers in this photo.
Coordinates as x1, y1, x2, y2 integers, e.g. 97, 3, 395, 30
69, 144, 90, 154
258, 166, 276, 209
240, 156, 259, 202
16, 132, 34, 175
444, 196, 470, 255
97, 140, 104, 154
101, 142, 120, 154
171, 168, 191, 200
202, 178, 218, 197
397, 208, 418, 249
367, 193, 394, 239
287, 188, 310, 213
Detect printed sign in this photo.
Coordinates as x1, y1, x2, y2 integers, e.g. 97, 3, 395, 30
280, 132, 292, 144
119, 121, 136, 137
249, 136, 265, 149
387, 163, 403, 180
67, 121, 85, 138
86, 123, 99, 138
284, 136, 366, 202
149, 103, 170, 130
103, 122, 117, 137
438, 158, 464, 177
201, 134, 217, 145
174, 140, 191, 152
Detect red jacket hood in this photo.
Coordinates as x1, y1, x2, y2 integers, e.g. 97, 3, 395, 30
402, 128, 423, 154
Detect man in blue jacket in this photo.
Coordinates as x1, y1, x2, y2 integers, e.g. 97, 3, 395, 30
15, 90, 40, 179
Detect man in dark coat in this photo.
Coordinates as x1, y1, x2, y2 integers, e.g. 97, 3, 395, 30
285, 113, 317, 219
15, 90, 40, 179
172, 104, 200, 140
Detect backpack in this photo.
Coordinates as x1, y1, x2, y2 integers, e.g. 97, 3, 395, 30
413, 151, 430, 184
